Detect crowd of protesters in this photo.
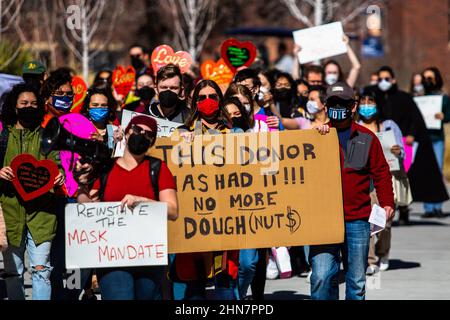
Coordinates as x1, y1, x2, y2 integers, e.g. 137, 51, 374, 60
0, 37, 448, 301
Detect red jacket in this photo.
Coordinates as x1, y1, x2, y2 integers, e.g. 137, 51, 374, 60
336, 122, 394, 221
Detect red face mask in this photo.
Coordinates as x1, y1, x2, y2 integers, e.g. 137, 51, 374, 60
197, 98, 219, 118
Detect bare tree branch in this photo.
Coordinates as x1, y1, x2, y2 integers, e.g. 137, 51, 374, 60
281, 0, 313, 27
341, 0, 372, 26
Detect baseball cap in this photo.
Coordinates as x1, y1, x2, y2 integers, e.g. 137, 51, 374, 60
125, 115, 157, 136
22, 61, 46, 76
326, 82, 355, 102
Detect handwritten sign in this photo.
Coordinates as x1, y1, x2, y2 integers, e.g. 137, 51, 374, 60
376, 130, 400, 171
70, 76, 87, 114
10, 154, 60, 201
413, 95, 443, 130
112, 66, 135, 97
151, 45, 193, 74
150, 129, 345, 253
200, 58, 234, 85
220, 38, 257, 72
113, 110, 181, 157
293, 22, 348, 64
65, 202, 168, 269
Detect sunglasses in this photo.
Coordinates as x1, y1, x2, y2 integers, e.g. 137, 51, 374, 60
198, 94, 219, 102
131, 124, 154, 140
379, 77, 392, 82
53, 90, 74, 97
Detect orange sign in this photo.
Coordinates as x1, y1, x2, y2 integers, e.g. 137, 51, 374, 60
151, 45, 193, 74
200, 58, 234, 86
112, 66, 135, 97
71, 76, 87, 114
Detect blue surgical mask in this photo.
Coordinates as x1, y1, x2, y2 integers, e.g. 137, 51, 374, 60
52, 95, 73, 111
358, 104, 377, 120
306, 100, 320, 115
89, 108, 109, 122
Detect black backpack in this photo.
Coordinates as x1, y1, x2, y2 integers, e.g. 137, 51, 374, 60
98, 156, 162, 201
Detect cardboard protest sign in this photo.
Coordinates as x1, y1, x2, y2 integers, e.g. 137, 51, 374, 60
11, 154, 60, 201
413, 95, 443, 130
112, 66, 135, 97
200, 58, 234, 86
293, 22, 348, 64
150, 129, 345, 253
70, 76, 87, 114
65, 202, 168, 268
220, 38, 257, 72
113, 109, 181, 157
151, 45, 193, 75
58, 114, 97, 197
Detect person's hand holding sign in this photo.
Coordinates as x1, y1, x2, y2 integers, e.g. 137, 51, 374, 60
315, 124, 330, 135
121, 194, 152, 211
435, 112, 444, 120
54, 172, 65, 187
73, 159, 93, 185
266, 116, 280, 129
0, 166, 14, 181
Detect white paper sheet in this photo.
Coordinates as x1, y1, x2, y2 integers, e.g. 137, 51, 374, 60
375, 130, 400, 171
413, 95, 443, 130
369, 204, 387, 236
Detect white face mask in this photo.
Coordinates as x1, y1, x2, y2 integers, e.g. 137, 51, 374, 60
378, 79, 393, 92
414, 84, 424, 93
244, 103, 252, 114
306, 100, 321, 115
325, 73, 339, 86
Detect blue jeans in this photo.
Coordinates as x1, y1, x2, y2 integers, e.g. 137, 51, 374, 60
97, 266, 164, 300
169, 254, 187, 300
424, 140, 445, 212
3, 230, 53, 300
238, 249, 258, 298
184, 274, 238, 300
309, 220, 370, 300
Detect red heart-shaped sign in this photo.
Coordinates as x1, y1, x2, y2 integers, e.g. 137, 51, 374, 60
11, 154, 60, 202
70, 76, 87, 114
151, 45, 193, 75
220, 38, 257, 73
112, 66, 135, 97
200, 58, 234, 86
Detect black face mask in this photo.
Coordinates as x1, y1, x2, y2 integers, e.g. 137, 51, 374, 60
136, 86, 155, 101
127, 133, 152, 155
273, 88, 292, 101
17, 107, 42, 128
423, 78, 437, 93
231, 116, 250, 131
159, 90, 179, 109
130, 56, 145, 71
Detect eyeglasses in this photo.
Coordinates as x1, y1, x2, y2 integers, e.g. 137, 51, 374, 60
198, 94, 219, 102
53, 90, 74, 97
131, 124, 154, 140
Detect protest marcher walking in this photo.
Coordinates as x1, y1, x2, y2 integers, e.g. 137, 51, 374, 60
311, 82, 394, 300
373, 66, 449, 223
419, 67, 450, 218
0, 83, 65, 300
356, 92, 411, 274
172, 80, 239, 300
76, 115, 178, 300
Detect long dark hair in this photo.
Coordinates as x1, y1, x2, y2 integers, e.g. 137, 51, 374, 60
80, 87, 117, 123
1, 83, 45, 127
422, 66, 444, 91
184, 80, 226, 128
222, 96, 252, 129
224, 83, 255, 127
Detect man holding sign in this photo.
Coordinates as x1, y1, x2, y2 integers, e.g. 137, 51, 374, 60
314, 82, 394, 300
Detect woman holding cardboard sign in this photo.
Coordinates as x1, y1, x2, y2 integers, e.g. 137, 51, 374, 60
76, 115, 178, 300
172, 80, 239, 300
0, 83, 65, 300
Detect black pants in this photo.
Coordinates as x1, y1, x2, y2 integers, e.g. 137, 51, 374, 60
250, 248, 267, 301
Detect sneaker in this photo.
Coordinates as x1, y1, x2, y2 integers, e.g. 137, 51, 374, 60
305, 271, 312, 283
421, 212, 436, 218
366, 265, 378, 276
379, 257, 389, 271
